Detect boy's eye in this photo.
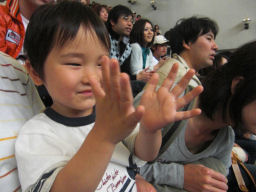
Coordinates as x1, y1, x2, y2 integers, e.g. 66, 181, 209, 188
65, 63, 81, 66
97, 63, 102, 69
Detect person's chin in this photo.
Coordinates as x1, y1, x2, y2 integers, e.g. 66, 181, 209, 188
81, 100, 95, 110
205, 59, 213, 66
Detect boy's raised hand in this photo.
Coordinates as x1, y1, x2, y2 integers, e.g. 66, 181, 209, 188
140, 63, 203, 132
89, 56, 145, 144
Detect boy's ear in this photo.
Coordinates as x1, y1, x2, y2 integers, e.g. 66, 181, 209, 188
231, 76, 244, 94
182, 40, 191, 50
25, 60, 43, 86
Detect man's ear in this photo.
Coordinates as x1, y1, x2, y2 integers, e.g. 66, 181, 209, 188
182, 40, 191, 50
25, 60, 43, 86
110, 20, 115, 27
231, 76, 244, 94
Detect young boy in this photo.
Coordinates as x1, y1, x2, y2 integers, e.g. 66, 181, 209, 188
15, 1, 202, 192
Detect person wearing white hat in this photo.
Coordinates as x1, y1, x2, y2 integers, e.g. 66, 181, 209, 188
151, 35, 169, 66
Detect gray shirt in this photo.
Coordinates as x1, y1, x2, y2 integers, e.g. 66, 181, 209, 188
140, 121, 234, 189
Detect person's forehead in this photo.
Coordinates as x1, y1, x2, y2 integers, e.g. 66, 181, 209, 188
145, 22, 152, 27
201, 30, 215, 38
157, 43, 168, 47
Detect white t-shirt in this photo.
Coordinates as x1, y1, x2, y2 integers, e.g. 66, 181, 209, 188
15, 108, 145, 192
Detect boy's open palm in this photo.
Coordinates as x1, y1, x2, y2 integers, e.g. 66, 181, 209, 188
89, 56, 145, 144
140, 63, 203, 132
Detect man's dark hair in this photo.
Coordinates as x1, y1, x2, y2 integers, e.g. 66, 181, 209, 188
130, 19, 154, 47
24, 1, 109, 79
165, 16, 218, 55
106, 5, 132, 30
199, 41, 256, 134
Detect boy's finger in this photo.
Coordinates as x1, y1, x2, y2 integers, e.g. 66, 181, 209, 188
100, 56, 111, 95
171, 69, 195, 98
110, 59, 121, 101
143, 73, 159, 96
89, 75, 105, 100
176, 86, 203, 109
127, 105, 145, 127
120, 73, 133, 106
175, 109, 201, 121
161, 63, 178, 90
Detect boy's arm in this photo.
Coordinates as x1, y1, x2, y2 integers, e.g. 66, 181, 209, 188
51, 57, 144, 192
134, 64, 203, 161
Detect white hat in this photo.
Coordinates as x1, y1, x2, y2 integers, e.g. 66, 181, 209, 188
153, 35, 169, 45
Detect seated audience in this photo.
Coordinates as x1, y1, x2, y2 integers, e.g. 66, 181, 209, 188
95, 4, 108, 23
136, 14, 141, 22
106, 5, 146, 95
106, 5, 133, 76
0, 0, 53, 62
153, 24, 161, 36
151, 35, 169, 66
157, 16, 218, 88
15, 2, 202, 191
130, 19, 163, 82
140, 41, 256, 192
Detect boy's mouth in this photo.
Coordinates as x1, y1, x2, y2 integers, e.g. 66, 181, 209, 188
78, 90, 93, 97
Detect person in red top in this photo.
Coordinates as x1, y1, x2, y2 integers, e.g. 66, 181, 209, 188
0, 0, 53, 59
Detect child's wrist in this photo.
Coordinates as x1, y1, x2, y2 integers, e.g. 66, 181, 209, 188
139, 123, 161, 135
91, 124, 118, 146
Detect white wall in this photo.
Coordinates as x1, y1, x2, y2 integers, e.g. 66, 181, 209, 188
94, 0, 256, 50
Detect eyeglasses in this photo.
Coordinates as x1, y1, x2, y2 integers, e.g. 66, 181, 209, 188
121, 16, 134, 23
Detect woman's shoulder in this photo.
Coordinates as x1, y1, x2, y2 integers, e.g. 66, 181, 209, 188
131, 42, 141, 49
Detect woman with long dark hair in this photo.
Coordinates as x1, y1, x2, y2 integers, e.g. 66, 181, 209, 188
130, 19, 163, 82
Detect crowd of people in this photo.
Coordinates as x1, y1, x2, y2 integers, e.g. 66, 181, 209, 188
0, 0, 255, 192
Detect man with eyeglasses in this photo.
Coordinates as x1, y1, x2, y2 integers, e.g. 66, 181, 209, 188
107, 5, 147, 97
106, 5, 134, 76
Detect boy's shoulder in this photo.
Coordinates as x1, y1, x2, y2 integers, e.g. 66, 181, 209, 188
19, 112, 53, 134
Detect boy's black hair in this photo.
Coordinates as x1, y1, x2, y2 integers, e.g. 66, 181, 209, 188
130, 19, 154, 47
165, 16, 218, 55
106, 5, 132, 30
199, 41, 256, 133
24, 1, 110, 79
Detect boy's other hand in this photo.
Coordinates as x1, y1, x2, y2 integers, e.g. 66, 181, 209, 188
140, 63, 203, 133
